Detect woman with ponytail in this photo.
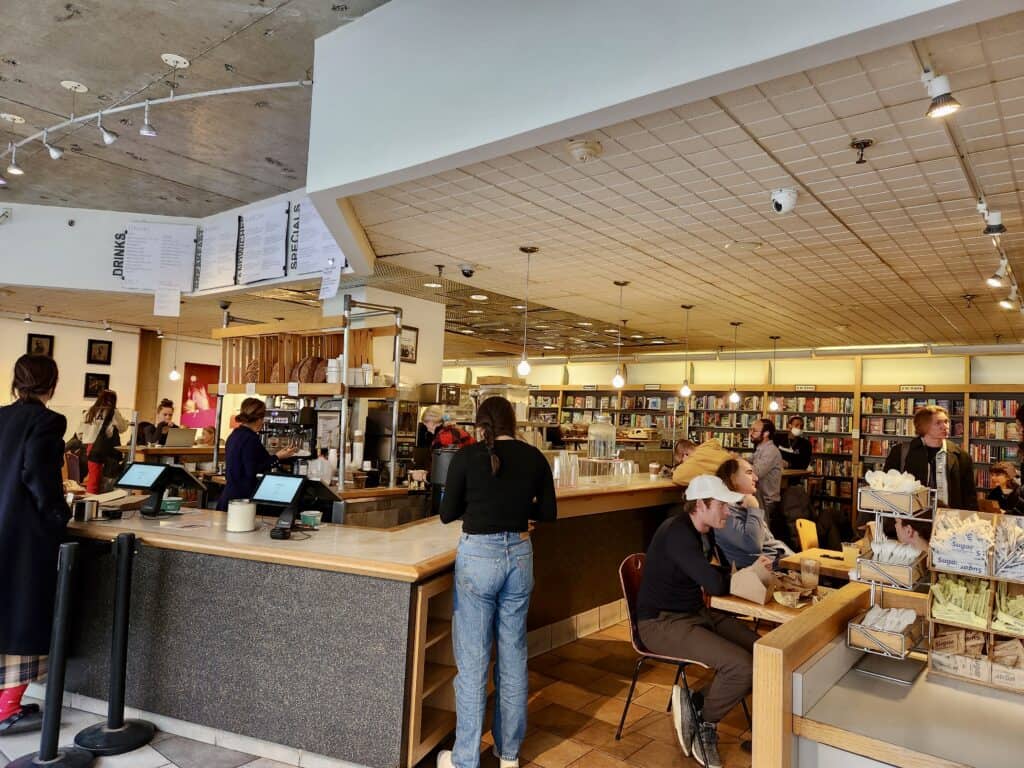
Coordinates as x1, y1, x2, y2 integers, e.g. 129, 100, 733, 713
437, 396, 556, 768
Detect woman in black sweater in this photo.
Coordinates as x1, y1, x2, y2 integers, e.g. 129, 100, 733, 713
437, 397, 556, 768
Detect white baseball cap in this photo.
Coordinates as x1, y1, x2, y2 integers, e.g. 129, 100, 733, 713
685, 474, 745, 504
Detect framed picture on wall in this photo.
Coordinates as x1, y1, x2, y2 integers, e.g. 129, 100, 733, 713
399, 325, 419, 364
26, 333, 55, 357
83, 372, 110, 399
87, 339, 113, 365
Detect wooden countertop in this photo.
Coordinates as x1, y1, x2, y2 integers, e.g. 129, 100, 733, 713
70, 476, 682, 582
118, 446, 216, 456
779, 548, 854, 580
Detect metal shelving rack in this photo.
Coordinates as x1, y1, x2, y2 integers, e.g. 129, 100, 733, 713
338, 294, 403, 488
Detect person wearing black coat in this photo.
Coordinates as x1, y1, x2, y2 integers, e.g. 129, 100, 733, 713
216, 397, 296, 511
773, 415, 812, 470
883, 405, 976, 510
0, 355, 69, 735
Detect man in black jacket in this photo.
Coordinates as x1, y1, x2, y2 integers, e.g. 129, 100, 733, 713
883, 405, 976, 510
637, 475, 771, 767
774, 415, 812, 470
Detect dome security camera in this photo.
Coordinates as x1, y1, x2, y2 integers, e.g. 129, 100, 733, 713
459, 264, 475, 278
770, 188, 798, 214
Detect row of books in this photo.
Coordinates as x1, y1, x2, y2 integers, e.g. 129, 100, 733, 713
968, 419, 1021, 441
861, 438, 898, 458
808, 437, 854, 454
691, 394, 762, 411
969, 398, 1021, 418
528, 396, 559, 408
560, 411, 606, 425
617, 413, 677, 429
968, 443, 1019, 463
861, 416, 966, 437
620, 395, 680, 411
809, 458, 853, 476
563, 395, 614, 410
773, 415, 852, 433
689, 429, 749, 449
860, 397, 965, 416
810, 478, 853, 499
773, 396, 854, 413
691, 412, 760, 429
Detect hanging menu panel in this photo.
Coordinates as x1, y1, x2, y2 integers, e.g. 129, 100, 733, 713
197, 214, 240, 291
237, 201, 288, 284
122, 222, 197, 293
289, 196, 348, 275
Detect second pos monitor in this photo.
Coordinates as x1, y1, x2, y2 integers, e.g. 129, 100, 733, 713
251, 474, 338, 540
116, 463, 205, 516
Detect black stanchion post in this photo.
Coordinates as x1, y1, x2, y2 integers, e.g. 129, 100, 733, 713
6, 542, 94, 768
73, 533, 154, 755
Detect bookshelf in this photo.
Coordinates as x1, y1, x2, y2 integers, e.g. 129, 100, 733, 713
526, 390, 561, 425
688, 392, 762, 450
967, 395, 1021, 487
558, 388, 620, 426
859, 393, 965, 470
617, 390, 683, 432
770, 392, 855, 517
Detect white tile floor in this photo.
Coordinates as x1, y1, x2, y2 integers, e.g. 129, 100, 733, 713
0, 699, 294, 768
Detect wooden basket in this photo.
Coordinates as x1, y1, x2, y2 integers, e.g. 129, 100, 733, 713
855, 551, 927, 590
847, 611, 923, 658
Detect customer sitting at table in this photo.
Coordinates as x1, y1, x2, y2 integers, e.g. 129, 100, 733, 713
136, 398, 179, 446
714, 458, 793, 569
987, 461, 1022, 514
883, 405, 976, 510
216, 398, 297, 511
637, 475, 771, 768
671, 439, 696, 467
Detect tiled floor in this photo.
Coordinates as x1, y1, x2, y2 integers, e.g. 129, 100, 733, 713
416, 619, 753, 768
1, 620, 750, 768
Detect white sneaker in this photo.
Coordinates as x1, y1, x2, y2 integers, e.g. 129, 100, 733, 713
670, 684, 694, 757
492, 746, 520, 768
436, 749, 454, 768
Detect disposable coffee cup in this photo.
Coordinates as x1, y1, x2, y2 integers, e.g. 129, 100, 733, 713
300, 510, 322, 528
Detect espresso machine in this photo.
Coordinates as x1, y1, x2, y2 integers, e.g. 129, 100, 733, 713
262, 404, 317, 465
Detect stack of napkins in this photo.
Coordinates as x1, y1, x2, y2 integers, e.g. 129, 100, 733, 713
860, 605, 917, 633
995, 517, 1024, 580
863, 469, 922, 492
871, 539, 921, 565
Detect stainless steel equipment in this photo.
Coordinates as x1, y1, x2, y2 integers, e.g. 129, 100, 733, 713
418, 383, 461, 405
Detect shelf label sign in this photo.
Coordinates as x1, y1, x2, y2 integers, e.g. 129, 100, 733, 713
287, 382, 299, 397
245, 382, 256, 395
794, 384, 816, 392
582, 384, 598, 391
899, 385, 925, 393
643, 384, 661, 391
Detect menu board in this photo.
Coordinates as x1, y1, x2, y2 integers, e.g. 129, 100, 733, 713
237, 201, 288, 284
122, 222, 197, 293
197, 214, 239, 291
289, 196, 347, 275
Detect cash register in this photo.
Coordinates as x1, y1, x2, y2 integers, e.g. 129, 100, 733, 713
250, 474, 339, 540
116, 463, 206, 516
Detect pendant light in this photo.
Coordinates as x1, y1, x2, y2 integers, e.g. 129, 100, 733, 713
768, 335, 781, 412
6, 143, 24, 176
516, 246, 537, 377
612, 280, 629, 388
679, 304, 693, 398
168, 315, 181, 381
728, 321, 741, 405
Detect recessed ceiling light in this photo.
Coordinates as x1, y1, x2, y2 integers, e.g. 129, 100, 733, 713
630, 334, 643, 339
724, 240, 762, 252
576, 321, 593, 327
495, 327, 510, 332
423, 281, 442, 288
469, 294, 488, 301
461, 328, 475, 334
604, 329, 617, 334
543, 345, 556, 350
534, 324, 549, 329
511, 304, 526, 310
467, 309, 484, 314
651, 339, 666, 344
0, 113, 25, 124
60, 80, 89, 93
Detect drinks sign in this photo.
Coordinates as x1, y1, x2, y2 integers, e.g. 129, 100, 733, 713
899, 385, 925, 393
794, 384, 816, 392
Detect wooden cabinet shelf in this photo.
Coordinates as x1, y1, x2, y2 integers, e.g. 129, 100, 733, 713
421, 663, 457, 699
222, 382, 346, 396
425, 619, 451, 649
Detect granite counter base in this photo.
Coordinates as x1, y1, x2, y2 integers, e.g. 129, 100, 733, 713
66, 540, 411, 768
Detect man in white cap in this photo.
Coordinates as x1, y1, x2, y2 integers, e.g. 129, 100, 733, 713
636, 475, 771, 768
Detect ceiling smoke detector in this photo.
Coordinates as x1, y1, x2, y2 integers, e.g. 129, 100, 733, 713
567, 138, 603, 163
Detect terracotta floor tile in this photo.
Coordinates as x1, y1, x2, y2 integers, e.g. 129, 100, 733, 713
547, 659, 606, 687
578, 671, 654, 700
529, 703, 594, 740
631, 709, 678, 746
538, 680, 603, 711
624, 738, 691, 768
567, 749, 636, 768
529, 669, 559, 692
520, 733, 591, 768
592, 654, 644, 677
592, 624, 632, 641
630, 685, 673, 712
529, 653, 570, 678
572, 720, 651, 760
580, 696, 653, 728
550, 641, 610, 665
638, 663, 684, 686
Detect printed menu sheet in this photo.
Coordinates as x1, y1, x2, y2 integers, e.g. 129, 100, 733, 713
123, 222, 197, 293
289, 196, 348, 275
237, 201, 288, 284
197, 214, 239, 291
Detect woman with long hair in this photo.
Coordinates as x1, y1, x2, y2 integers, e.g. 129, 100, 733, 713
216, 397, 296, 511
437, 397, 557, 768
78, 388, 127, 494
0, 355, 70, 734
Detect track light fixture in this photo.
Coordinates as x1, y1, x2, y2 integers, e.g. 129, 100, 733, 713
42, 130, 63, 160
984, 210, 1006, 237
23, 313, 31, 323
97, 113, 118, 145
679, 304, 693, 398
988, 258, 1009, 288
156, 328, 164, 339
103, 319, 112, 333
612, 281, 629, 389
1000, 284, 1018, 310
728, 322, 741, 405
922, 70, 961, 119
0, 174, 7, 187
6, 143, 23, 175
139, 100, 158, 137
768, 335, 781, 412
517, 246, 537, 377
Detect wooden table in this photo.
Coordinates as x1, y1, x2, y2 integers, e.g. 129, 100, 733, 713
779, 548, 853, 580
709, 593, 805, 624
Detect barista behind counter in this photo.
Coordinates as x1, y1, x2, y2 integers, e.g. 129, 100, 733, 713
216, 398, 297, 511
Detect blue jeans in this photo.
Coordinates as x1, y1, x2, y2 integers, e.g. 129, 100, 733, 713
451, 532, 533, 768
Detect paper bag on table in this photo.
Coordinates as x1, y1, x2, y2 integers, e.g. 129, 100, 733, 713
730, 561, 776, 605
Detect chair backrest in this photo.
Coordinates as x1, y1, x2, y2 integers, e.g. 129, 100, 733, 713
796, 517, 818, 551
618, 553, 648, 655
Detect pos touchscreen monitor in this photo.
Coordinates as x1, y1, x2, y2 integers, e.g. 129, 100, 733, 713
115, 462, 205, 516
251, 474, 338, 540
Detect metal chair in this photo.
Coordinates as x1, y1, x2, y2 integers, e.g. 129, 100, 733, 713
796, 518, 818, 551
616, 553, 711, 764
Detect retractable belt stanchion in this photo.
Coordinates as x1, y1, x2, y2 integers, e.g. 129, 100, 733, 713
73, 533, 154, 755
6, 542, 95, 768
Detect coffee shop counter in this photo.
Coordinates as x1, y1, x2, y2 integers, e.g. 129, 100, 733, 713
63, 475, 682, 768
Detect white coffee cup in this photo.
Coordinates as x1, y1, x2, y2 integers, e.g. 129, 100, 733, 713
226, 499, 257, 532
